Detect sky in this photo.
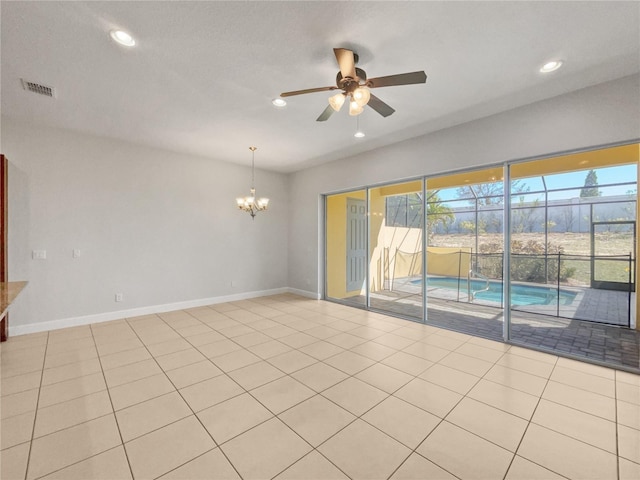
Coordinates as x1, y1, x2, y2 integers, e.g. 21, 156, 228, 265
433, 164, 637, 204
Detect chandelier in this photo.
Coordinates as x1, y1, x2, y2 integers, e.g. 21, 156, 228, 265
236, 146, 269, 219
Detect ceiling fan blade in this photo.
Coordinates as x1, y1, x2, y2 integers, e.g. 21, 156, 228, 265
367, 94, 395, 118
333, 48, 356, 79
280, 86, 337, 97
367, 71, 427, 89
316, 105, 335, 122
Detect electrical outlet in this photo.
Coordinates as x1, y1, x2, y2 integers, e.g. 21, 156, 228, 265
73, 249, 81, 258
231, 280, 238, 287
115, 293, 124, 302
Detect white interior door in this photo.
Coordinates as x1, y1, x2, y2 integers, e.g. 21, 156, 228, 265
346, 198, 367, 292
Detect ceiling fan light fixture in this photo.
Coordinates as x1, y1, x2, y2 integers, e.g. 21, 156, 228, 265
349, 99, 364, 116
328, 93, 346, 112
352, 87, 371, 107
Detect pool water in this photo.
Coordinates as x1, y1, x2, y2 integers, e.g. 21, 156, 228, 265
410, 277, 576, 306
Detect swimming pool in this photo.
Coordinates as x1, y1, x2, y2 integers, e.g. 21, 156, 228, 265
410, 277, 577, 306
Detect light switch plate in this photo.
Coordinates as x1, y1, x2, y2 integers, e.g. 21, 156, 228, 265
32, 250, 46, 260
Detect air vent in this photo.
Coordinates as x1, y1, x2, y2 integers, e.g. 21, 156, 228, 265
21, 79, 55, 98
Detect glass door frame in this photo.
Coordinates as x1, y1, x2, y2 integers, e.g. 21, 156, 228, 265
421, 177, 428, 324
503, 163, 511, 342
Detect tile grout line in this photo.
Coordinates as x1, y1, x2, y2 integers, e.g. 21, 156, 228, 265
410, 341, 537, 463
28, 443, 123, 480
5, 333, 110, 472
144, 309, 249, 479
342, 380, 443, 480
506, 354, 572, 480
89, 321, 136, 480
387, 346, 512, 480
153, 446, 221, 480
23, 330, 50, 480
614, 370, 620, 480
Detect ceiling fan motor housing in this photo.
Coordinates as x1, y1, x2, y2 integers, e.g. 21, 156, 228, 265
336, 67, 367, 92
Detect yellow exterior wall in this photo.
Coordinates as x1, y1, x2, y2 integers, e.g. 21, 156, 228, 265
326, 190, 365, 299
427, 247, 472, 277
371, 226, 423, 290
426, 144, 638, 190
511, 143, 639, 178
369, 181, 423, 292
378, 180, 423, 197
369, 232, 473, 287
369, 187, 386, 292
428, 167, 504, 190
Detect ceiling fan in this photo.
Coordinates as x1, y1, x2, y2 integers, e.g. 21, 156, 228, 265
280, 48, 427, 122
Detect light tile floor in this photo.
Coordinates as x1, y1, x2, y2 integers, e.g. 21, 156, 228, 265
1, 294, 639, 480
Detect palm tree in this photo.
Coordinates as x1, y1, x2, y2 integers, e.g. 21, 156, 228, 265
426, 191, 454, 243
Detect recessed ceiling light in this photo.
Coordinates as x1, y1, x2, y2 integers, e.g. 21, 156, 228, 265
272, 98, 287, 107
354, 131, 365, 138
540, 60, 563, 73
110, 30, 136, 47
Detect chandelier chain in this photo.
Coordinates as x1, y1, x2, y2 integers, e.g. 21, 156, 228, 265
250, 146, 256, 188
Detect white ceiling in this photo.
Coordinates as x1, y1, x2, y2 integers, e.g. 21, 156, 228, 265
1, 1, 639, 172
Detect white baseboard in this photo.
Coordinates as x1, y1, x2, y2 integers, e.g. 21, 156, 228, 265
287, 287, 321, 300
9, 287, 294, 337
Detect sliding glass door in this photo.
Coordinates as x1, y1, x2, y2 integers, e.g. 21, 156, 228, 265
508, 146, 638, 368
367, 180, 424, 321
425, 169, 505, 339
323, 143, 639, 373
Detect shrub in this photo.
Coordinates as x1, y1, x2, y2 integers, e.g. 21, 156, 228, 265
477, 240, 576, 283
